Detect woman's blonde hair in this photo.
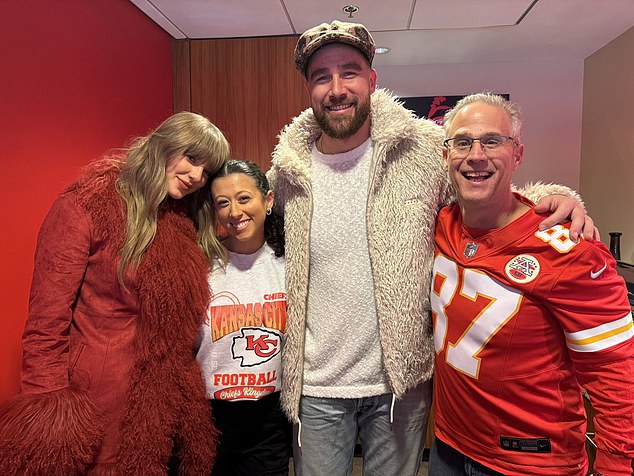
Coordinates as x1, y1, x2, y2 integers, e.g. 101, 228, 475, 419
116, 111, 230, 281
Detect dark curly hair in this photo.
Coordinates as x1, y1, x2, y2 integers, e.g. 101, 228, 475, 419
211, 160, 284, 257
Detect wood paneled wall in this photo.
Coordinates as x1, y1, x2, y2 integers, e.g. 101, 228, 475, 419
173, 36, 308, 170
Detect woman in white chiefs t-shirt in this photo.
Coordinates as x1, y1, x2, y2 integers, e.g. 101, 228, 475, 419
196, 160, 290, 476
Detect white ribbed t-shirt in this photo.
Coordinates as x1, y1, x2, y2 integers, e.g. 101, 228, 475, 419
303, 138, 389, 398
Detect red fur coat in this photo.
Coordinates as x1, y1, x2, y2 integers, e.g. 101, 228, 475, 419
0, 161, 217, 475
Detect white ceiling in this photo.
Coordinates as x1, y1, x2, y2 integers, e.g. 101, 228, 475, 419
129, 0, 634, 66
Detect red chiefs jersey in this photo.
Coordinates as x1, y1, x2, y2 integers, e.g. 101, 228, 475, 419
432, 196, 634, 475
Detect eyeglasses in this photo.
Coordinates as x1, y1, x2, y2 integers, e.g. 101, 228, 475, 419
443, 134, 517, 156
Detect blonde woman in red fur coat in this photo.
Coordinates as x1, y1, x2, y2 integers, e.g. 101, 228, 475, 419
0, 112, 230, 475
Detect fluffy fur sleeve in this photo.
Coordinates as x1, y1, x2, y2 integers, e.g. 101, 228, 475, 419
514, 181, 585, 209
0, 386, 103, 476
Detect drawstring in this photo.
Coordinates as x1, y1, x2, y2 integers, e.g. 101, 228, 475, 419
297, 418, 302, 449
390, 393, 396, 425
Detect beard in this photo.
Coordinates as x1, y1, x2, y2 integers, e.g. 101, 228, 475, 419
313, 95, 371, 139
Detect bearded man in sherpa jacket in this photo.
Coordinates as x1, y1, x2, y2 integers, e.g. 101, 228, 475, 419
268, 20, 592, 476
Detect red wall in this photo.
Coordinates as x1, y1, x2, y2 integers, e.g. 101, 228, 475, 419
0, 0, 173, 402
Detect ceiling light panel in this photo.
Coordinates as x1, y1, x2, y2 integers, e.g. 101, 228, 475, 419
411, 0, 536, 30
283, 0, 415, 33
133, 0, 294, 38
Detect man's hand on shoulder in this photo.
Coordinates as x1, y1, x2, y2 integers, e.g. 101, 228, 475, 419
534, 194, 600, 242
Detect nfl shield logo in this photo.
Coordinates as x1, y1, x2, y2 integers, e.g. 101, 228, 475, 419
464, 242, 478, 258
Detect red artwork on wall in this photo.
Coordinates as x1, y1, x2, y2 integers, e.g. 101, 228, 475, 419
401, 94, 510, 125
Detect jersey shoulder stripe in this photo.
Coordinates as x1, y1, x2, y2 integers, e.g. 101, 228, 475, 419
565, 312, 634, 352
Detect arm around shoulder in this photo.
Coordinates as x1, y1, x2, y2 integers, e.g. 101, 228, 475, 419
517, 181, 597, 240
515, 181, 584, 206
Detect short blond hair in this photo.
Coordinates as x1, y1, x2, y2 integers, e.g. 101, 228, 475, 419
443, 93, 522, 139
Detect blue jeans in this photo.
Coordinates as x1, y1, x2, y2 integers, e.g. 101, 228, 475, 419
291, 382, 431, 476
428, 437, 505, 476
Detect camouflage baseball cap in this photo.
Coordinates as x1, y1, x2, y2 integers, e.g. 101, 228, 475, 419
294, 20, 376, 75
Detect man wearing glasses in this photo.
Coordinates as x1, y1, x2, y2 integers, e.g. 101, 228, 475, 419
431, 92, 634, 475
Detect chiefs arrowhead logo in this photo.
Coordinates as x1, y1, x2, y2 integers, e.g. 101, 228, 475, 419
232, 327, 283, 367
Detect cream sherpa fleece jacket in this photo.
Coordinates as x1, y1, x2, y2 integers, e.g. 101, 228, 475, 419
269, 89, 581, 422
